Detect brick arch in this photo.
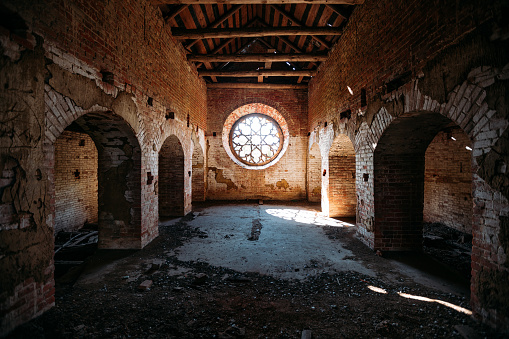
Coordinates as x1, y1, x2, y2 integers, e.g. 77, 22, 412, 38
222, 103, 290, 170
159, 134, 185, 217
222, 99, 294, 130
157, 120, 193, 215
367, 69, 508, 251
45, 87, 144, 249
373, 111, 456, 251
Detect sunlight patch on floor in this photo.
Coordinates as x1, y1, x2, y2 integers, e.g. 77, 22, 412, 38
265, 208, 354, 227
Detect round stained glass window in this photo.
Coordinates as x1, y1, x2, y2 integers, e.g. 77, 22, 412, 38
229, 114, 283, 166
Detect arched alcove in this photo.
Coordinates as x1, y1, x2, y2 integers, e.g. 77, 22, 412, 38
328, 134, 356, 217
159, 135, 185, 217
52, 112, 142, 250
54, 129, 98, 233
307, 142, 322, 203
373, 111, 472, 252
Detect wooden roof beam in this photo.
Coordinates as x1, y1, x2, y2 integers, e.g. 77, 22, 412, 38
326, 4, 350, 19
199, 69, 317, 77
172, 26, 342, 39
269, 5, 331, 49
185, 5, 244, 49
152, 1, 363, 4
188, 53, 328, 62
207, 83, 308, 89
163, 5, 188, 22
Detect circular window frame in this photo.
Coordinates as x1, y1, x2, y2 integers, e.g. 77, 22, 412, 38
229, 113, 284, 167
222, 103, 290, 170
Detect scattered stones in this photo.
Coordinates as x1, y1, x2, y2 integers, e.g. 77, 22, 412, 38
138, 280, 153, 291
193, 273, 209, 285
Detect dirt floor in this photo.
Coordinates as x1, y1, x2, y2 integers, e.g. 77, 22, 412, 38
6, 202, 505, 338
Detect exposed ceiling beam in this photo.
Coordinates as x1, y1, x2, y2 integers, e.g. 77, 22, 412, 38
256, 37, 316, 73
195, 19, 259, 69
152, 1, 363, 4
255, 18, 305, 54
269, 5, 331, 49
207, 83, 308, 89
172, 26, 342, 39
199, 69, 317, 77
188, 53, 328, 62
185, 5, 244, 49
163, 4, 188, 22
326, 4, 349, 19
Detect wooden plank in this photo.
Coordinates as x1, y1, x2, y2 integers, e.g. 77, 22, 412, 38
270, 4, 331, 49
188, 53, 328, 62
163, 5, 188, 23
207, 83, 308, 89
326, 4, 349, 19
151, 0, 364, 4
262, 48, 276, 82
185, 5, 244, 49
199, 69, 317, 76
172, 26, 342, 39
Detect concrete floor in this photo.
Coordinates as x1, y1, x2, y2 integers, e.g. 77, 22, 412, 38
162, 201, 469, 297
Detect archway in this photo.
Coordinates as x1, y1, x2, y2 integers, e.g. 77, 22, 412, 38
159, 135, 185, 217
54, 129, 98, 234
52, 112, 142, 250
423, 125, 473, 279
307, 142, 321, 203
328, 134, 356, 217
373, 111, 471, 252
192, 137, 205, 202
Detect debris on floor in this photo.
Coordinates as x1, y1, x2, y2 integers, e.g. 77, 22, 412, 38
8, 203, 503, 339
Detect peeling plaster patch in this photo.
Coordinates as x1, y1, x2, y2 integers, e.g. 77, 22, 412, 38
477, 127, 509, 200
276, 179, 290, 190
47, 63, 112, 111
208, 167, 237, 190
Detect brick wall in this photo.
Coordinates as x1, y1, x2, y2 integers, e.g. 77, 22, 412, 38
54, 130, 98, 233
308, 0, 508, 330
1, 0, 206, 333
307, 143, 321, 202
329, 135, 356, 217
192, 137, 205, 202
424, 128, 473, 233
159, 135, 185, 217
207, 89, 307, 200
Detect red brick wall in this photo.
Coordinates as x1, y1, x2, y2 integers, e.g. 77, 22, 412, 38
207, 88, 308, 200
307, 143, 321, 202
424, 128, 473, 234
159, 135, 185, 217
54, 131, 98, 233
7, 0, 207, 130
1, 0, 206, 333
192, 138, 205, 202
329, 135, 356, 217
308, 0, 508, 330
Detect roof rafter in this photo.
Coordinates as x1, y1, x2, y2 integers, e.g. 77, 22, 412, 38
172, 26, 342, 39
269, 4, 331, 49
199, 69, 317, 77
188, 53, 328, 62
151, 0, 363, 4
185, 5, 244, 49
